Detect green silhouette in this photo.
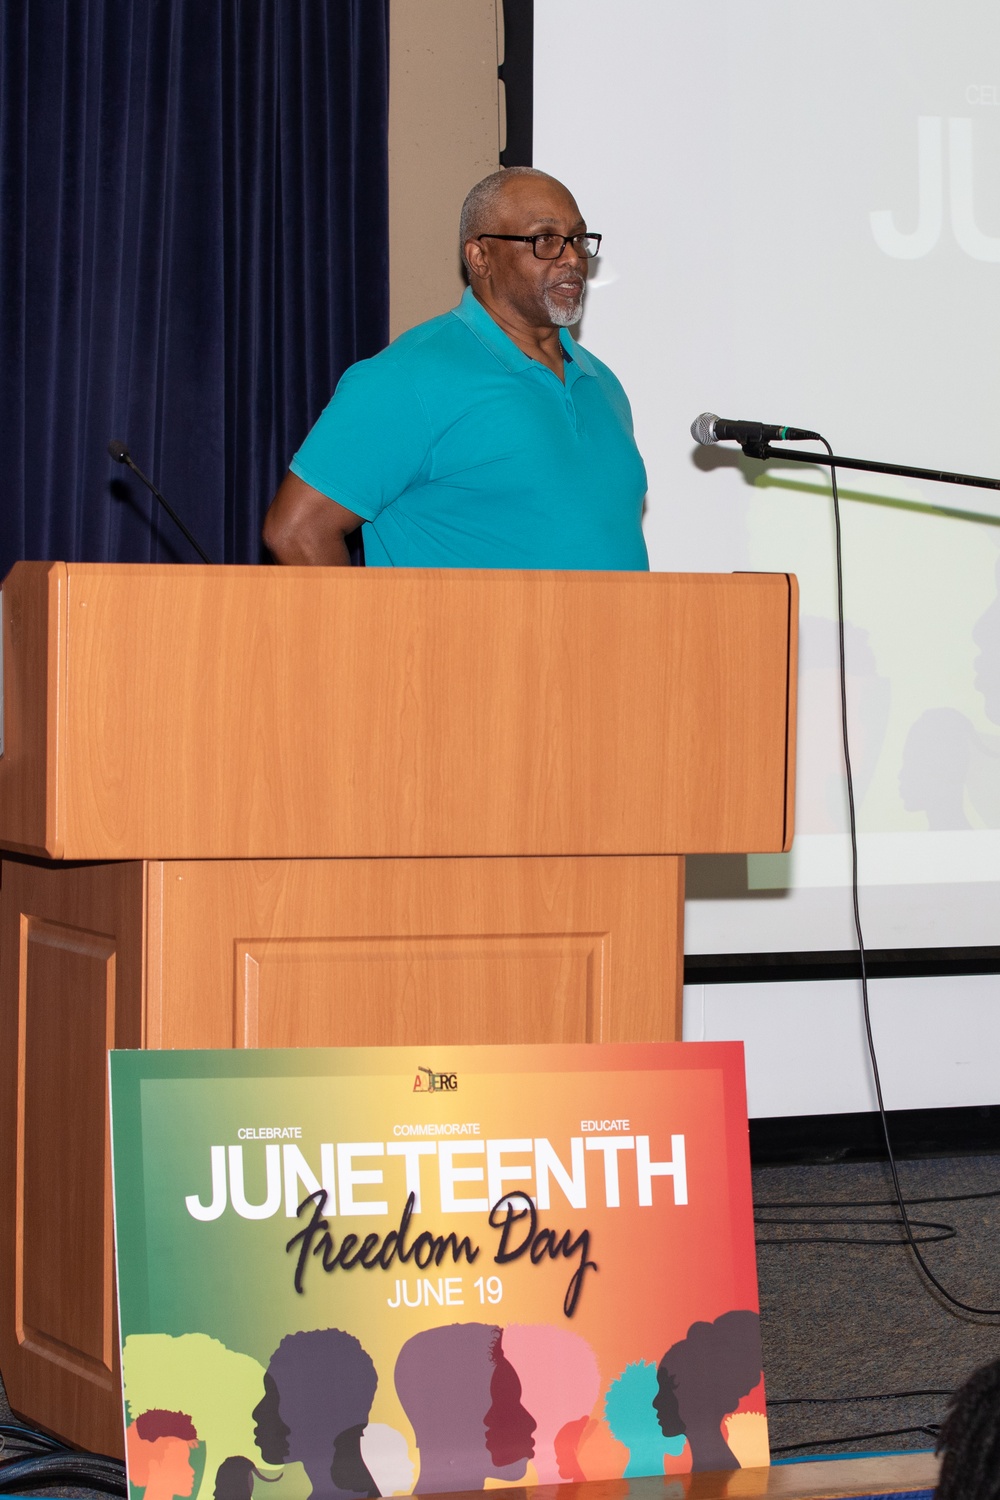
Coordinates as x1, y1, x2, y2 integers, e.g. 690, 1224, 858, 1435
124, 1333, 297, 1500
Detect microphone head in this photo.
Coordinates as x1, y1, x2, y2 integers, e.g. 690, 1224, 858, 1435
690, 412, 719, 445
108, 439, 130, 464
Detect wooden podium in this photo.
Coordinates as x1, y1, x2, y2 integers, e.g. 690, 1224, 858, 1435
0, 561, 796, 1456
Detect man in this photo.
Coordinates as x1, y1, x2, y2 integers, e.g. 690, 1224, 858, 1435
262, 168, 648, 569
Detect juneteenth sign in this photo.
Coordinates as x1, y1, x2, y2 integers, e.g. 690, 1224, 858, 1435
110, 1042, 768, 1500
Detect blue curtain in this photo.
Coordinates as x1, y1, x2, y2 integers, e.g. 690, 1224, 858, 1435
0, 1, 389, 573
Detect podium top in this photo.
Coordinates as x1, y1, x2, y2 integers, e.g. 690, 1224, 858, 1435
0, 563, 796, 861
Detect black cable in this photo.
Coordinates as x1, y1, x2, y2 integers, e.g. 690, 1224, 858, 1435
770, 1389, 953, 1405
0, 1418, 127, 1495
757, 1188, 1000, 1208
822, 438, 1000, 1316
0, 1421, 68, 1454
768, 1388, 951, 1461
755, 1215, 956, 1246
0, 1450, 127, 1496
755, 1184, 999, 1245
770, 1423, 940, 1455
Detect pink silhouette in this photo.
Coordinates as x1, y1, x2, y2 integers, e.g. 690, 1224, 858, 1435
502, 1323, 601, 1483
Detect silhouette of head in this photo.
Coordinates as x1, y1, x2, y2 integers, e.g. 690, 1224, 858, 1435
253, 1329, 379, 1499
899, 707, 975, 828
358, 1425, 415, 1499
483, 1336, 537, 1472
973, 558, 1000, 724
127, 1411, 200, 1500
123, 1331, 271, 1500
253, 1374, 290, 1465
501, 1323, 600, 1483
605, 1361, 686, 1477
213, 1456, 281, 1500
395, 1323, 535, 1492
653, 1311, 763, 1473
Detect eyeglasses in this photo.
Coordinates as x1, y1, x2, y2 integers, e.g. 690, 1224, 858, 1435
476, 232, 602, 260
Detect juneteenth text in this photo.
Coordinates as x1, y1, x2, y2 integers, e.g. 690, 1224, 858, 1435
286, 1190, 598, 1317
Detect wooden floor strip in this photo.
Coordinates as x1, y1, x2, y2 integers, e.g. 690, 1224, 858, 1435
440, 1453, 940, 1500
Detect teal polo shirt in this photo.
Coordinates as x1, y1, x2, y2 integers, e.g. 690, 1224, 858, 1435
290, 285, 649, 570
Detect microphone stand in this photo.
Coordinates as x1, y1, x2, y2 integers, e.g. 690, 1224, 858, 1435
739, 439, 1000, 494
108, 440, 214, 563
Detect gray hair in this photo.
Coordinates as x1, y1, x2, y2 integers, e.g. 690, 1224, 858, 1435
459, 167, 556, 271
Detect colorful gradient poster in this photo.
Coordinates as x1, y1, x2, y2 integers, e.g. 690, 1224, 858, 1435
109, 1042, 767, 1498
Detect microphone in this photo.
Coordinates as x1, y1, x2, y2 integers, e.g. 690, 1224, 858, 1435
691, 412, 820, 446
108, 439, 213, 564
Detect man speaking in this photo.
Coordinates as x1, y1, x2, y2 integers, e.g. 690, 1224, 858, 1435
262, 168, 648, 570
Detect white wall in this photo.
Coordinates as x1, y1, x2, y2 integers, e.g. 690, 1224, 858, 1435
683, 970, 1000, 1117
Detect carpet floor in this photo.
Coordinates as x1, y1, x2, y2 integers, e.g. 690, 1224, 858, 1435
755, 1152, 1000, 1461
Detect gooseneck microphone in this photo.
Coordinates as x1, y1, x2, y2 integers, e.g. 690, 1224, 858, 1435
108, 440, 214, 564
691, 412, 821, 446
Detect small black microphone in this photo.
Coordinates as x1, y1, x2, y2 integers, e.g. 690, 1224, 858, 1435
108, 439, 213, 564
691, 412, 820, 446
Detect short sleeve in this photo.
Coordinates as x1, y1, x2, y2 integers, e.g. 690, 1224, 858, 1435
289, 356, 432, 521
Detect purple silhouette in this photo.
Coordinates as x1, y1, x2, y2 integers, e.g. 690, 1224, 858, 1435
252, 1329, 379, 1500
395, 1323, 535, 1492
653, 1310, 763, 1472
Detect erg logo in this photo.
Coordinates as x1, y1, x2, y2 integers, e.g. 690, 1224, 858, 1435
413, 1066, 458, 1093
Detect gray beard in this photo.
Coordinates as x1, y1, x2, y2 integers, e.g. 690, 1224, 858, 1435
542, 285, 585, 326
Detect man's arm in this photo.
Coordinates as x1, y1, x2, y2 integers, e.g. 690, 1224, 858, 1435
262, 472, 364, 565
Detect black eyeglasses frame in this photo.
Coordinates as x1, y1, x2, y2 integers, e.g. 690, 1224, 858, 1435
475, 232, 602, 260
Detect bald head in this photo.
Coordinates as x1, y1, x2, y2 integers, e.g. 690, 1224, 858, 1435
460, 168, 573, 270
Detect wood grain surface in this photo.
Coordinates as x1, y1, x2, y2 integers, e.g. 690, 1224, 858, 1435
0, 857, 143, 1456
419, 1451, 938, 1498
146, 853, 685, 1050
0, 560, 64, 856
0, 564, 797, 861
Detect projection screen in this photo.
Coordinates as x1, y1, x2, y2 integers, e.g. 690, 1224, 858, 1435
535, 0, 1000, 957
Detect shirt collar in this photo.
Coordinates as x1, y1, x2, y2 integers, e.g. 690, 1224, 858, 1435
452, 285, 596, 377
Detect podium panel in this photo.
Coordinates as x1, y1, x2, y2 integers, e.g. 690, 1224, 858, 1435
0, 563, 797, 862
146, 854, 683, 1050
0, 860, 143, 1453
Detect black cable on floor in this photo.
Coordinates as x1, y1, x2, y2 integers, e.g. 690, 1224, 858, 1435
770, 1423, 940, 1455
770, 1389, 953, 1406
755, 1212, 955, 1246
0, 1418, 126, 1496
0, 1450, 127, 1495
757, 1187, 1000, 1209
0, 1421, 67, 1454
755, 1181, 1000, 1245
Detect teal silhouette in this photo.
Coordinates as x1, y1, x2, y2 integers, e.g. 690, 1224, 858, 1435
604, 1362, 686, 1477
